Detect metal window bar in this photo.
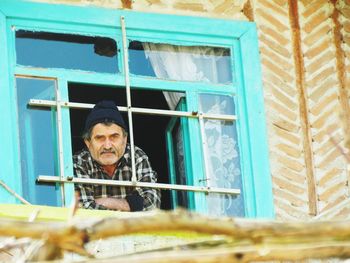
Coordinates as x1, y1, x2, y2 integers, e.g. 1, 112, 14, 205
55, 84, 66, 207
30, 99, 240, 196
28, 16, 240, 199
198, 112, 211, 188
121, 16, 137, 185
29, 99, 237, 122
37, 175, 241, 195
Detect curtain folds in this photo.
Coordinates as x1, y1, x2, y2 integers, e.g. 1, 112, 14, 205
143, 43, 230, 109
143, 43, 243, 216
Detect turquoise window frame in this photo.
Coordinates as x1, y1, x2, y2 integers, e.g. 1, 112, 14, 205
0, 0, 274, 218
166, 98, 194, 210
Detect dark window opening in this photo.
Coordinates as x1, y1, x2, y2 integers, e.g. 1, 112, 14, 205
68, 83, 172, 210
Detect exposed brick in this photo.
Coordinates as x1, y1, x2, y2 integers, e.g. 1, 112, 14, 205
277, 167, 306, 184
213, 0, 235, 13
304, 39, 332, 59
273, 176, 305, 193
147, 0, 161, 4
173, 2, 206, 12
259, 33, 291, 58
320, 195, 347, 213
272, 0, 288, 7
261, 57, 294, 83
277, 143, 302, 158
304, 11, 330, 34
259, 25, 290, 46
310, 93, 338, 116
306, 66, 336, 88
301, 0, 329, 18
256, 8, 289, 32
274, 187, 305, 207
273, 125, 300, 146
319, 167, 342, 186
273, 119, 300, 133
344, 20, 350, 33
344, 34, 350, 46
259, 0, 288, 17
318, 181, 345, 201
317, 150, 342, 170
314, 131, 341, 156
274, 199, 309, 219
306, 51, 336, 74
311, 109, 335, 129
313, 123, 338, 143
303, 25, 332, 46
267, 98, 297, 121
340, 7, 350, 18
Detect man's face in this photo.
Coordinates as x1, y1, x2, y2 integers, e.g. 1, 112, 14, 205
84, 123, 127, 166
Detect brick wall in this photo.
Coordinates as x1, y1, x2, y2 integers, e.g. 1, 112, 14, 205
31, 0, 350, 221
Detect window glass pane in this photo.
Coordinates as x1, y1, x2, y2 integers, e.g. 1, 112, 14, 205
171, 118, 189, 208
16, 78, 61, 206
16, 30, 118, 73
166, 97, 193, 209
129, 41, 232, 84
199, 94, 244, 217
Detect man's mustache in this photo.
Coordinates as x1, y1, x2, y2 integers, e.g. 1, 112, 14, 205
100, 149, 116, 155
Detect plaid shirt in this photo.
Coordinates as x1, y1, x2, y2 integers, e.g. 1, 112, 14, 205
73, 144, 160, 211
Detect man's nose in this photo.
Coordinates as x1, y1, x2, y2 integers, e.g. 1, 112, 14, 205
103, 139, 112, 148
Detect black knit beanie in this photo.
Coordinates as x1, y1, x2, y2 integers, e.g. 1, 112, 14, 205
84, 100, 127, 132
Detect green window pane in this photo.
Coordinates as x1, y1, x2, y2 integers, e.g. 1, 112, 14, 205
16, 30, 118, 73
16, 78, 61, 206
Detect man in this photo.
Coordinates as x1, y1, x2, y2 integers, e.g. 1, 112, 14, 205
73, 100, 160, 211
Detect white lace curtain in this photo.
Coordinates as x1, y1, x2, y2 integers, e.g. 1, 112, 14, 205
143, 43, 230, 109
143, 43, 243, 217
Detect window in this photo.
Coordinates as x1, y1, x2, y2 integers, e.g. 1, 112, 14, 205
0, 0, 274, 217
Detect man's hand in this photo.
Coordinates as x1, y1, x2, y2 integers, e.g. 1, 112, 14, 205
95, 197, 131, 211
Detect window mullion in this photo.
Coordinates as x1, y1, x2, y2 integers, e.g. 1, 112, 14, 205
55, 82, 66, 207
37, 175, 241, 196
198, 113, 211, 189
121, 16, 137, 184
28, 99, 237, 121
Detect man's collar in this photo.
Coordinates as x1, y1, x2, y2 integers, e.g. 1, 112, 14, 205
119, 144, 131, 166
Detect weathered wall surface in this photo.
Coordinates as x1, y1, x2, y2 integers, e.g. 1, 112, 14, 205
32, 0, 350, 221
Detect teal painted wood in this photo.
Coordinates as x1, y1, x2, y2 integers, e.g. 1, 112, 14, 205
179, 100, 195, 210
0, 12, 22, 203
185, 91, 207, 214
23, 115, 36, 202
15, 67, 122, 86
8, 18, 118, 37
58, 79, 75, 206
166, 98, 195, 210
233, 39, 256, 217
0, 0, 253, 40
15, 66, 236, 94
239, 26, 274, 218
0, 0, 274, 217
165, 116, 178, 209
